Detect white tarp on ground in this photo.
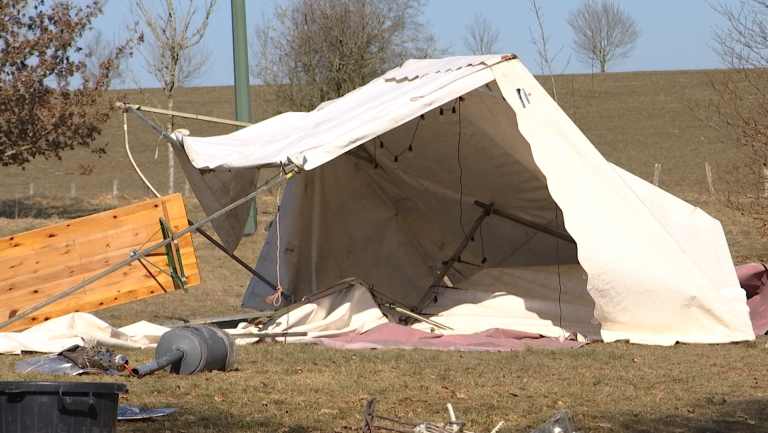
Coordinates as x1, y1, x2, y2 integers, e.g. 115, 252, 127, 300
177, 55, 755, 345
239, 283, 388, 345
0, 313, 166, 354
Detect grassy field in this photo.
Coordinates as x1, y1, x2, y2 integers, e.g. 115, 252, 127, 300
2, 340, 768, 433
1, 69, 768, 433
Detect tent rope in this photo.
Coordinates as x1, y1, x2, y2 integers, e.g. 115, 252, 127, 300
456, 98, 466, 238
265, 180, 285, 307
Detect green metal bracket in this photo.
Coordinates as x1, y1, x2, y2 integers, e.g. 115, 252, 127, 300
159, 218, 188, 293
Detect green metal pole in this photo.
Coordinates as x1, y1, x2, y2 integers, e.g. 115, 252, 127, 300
231, 0, 257, 236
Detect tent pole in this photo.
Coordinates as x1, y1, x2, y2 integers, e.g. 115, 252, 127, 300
120, 102, 277, 289
473, 200, 576, 244
123, 103, 253, 128
0, 170, 296, 331
121, 103, 183, 148
413, 203, 495, 315
189, 221, 277, 290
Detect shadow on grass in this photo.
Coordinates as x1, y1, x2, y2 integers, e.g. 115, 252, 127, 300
600, 397, 768, 433
0, 196, 125, 219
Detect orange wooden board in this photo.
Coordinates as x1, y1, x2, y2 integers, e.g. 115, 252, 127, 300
0, 193, 199, 331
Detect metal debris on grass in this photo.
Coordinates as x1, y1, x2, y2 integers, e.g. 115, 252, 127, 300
362, 398, 577, 433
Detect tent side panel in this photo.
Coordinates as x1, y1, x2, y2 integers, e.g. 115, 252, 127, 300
491, 61, 754, 344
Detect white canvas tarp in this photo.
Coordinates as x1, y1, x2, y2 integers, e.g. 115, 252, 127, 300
177, 56, 754, 345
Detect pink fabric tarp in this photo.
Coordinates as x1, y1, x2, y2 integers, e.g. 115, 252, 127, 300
304, 323, 584, 351
736, 263, 768, 335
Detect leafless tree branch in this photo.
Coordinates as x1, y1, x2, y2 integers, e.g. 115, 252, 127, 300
251, 0, 448, 114
462, 13, 501, 55
566, 0, 640, 73
528, 0, 570, 102
690, 0, 768, 237
129, 0, 217, 194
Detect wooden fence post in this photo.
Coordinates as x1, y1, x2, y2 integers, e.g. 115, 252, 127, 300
653, 163, 662, 187
113, 179, 119, 197
29, 183, 34, 196
763, 164, 768, 198
705, 162, 714, 195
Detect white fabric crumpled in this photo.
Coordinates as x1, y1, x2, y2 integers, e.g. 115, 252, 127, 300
0, 313, 169, 355
233, 283, 389, 345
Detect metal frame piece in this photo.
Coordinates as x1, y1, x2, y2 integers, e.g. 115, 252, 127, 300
125, 104, 252, 128
383, 303, 453, 331
123, 102, 278, 290
159, 218, 187, 291
473, 200, 576, 244
414, 203, 495, 314
0, 170, 297, 331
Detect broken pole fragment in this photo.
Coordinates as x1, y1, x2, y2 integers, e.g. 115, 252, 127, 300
473, 200, 576, 245
413, 203, 495, 315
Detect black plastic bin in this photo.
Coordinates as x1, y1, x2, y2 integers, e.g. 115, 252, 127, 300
0, 381, 128, 433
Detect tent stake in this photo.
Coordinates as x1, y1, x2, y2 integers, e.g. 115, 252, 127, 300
0, 170, 296, 331
473, 200, 576, 244
413, 203, 494, 315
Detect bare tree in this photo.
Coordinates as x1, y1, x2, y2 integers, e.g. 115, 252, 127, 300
566, 0, 640, 73
251, 0, 447, 114
129, 0, 217, 194
0, 0, 136, 167
85, 29, 129, 88
692, 0, 768, 233
528, 0, 570, 102
462, 14, 501, 55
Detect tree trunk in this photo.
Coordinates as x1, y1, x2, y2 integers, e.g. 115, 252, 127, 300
167, 97, 175, 195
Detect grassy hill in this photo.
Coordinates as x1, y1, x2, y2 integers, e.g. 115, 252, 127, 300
0, 69, 746, 205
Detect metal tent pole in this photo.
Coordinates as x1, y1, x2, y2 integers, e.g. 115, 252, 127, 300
121, 104, 277, 289
413, 203, 495, 315
0, 170, 296, 331
127, 105, 252, 128
473, 200, 575, 244
189, 221, 277, 290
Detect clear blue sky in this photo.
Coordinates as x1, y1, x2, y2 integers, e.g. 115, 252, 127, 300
95, 0, 736, 88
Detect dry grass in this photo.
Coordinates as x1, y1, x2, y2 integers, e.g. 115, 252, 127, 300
2, 339, 768, 433
2, 70, 768, 432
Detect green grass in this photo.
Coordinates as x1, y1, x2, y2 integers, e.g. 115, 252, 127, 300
2, 70, 768, 432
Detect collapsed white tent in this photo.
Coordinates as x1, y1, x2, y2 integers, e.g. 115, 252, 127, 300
176, 55, 754, 345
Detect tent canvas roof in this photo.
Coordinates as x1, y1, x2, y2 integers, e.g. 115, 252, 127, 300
176, 55, 754, 345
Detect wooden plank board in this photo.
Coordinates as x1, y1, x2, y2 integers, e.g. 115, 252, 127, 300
0, 193, 199, 331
